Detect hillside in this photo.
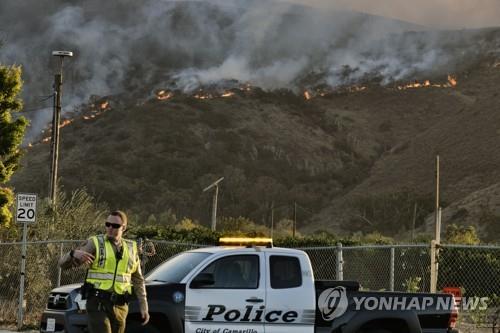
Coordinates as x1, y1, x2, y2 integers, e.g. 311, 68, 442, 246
313, 54, 500, 241
3, 0, 500, 241
9, 37, 500, 241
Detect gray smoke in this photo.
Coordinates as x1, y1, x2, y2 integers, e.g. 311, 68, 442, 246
0, 0, 499, 138
289, 0, 500, 29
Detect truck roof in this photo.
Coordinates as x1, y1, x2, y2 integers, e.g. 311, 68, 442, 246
188, 246, 307, 256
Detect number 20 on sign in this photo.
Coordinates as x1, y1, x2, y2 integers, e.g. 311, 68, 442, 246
16, 193, 37, 223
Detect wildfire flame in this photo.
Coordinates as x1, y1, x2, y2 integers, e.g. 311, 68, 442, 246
221, 91, 235, 98
59, 119, 73, 128
100, 101, 109, 110
398, 80, 430, 90
493, 61, 500, 68
240, 84, 253, 92
194, 93, 213, 99
42, 137, 51, 143
155, 88, 239, 100
28, 143, 33, 148
83, 112, 101, 120
301, 85, 367, 99
447, 75, 457, 87
157, 90, 173, 100
397, 76, 457, 90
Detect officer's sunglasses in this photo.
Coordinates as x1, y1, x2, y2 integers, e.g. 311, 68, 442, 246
105, 222, 122, 229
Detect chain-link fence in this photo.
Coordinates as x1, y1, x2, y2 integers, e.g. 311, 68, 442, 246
302, 244, 500, 295
0, 240, 498, 329
302, 244, 435, 293
0, 239, 205, 328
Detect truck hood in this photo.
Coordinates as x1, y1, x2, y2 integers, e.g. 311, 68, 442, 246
51, 283, 81, 293
50, 280, 172, 294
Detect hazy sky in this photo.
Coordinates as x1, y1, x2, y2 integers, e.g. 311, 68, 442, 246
287, 0, 500, 29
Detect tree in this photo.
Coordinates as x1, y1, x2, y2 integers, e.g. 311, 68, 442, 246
0, 64, 27, 227
444, 224, 480, 245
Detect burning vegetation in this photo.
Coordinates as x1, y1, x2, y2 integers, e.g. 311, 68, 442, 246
156, 90, 173, 100
396, 75, 457, 90
29, 73, 460, 147
30, 98, 112, 147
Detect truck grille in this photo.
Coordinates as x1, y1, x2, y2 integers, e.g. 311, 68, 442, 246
47, 293, 71, 310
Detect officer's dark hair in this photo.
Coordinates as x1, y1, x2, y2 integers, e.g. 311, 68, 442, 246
111, 210, 127, 231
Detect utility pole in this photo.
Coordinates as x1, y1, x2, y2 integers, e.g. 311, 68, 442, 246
430, 155, 441, 293
49, 50, 73, 207
203, 177, 224, 231
293, 201, 297, 237
270, 201, 274, 238
411, 202, 417, 242
435, 155, 440, 242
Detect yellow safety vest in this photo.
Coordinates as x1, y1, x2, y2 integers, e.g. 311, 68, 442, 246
86, 235, 139, 295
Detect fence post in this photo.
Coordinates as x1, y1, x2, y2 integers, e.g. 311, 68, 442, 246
336, 243, 343, 280
430, 240, 438, 293
390, 247, 395, 291
56, 242, 63, 287
138, 238, 146, 273
17, 223, 28, 330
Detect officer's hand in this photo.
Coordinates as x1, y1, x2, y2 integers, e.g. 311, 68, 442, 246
141, 310, 150, 325
73, 250, 95, 265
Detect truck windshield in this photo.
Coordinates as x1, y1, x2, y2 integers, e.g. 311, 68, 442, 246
146, 252, 212, 283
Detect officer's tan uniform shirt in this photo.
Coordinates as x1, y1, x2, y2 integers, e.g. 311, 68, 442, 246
59, 238, 148, 313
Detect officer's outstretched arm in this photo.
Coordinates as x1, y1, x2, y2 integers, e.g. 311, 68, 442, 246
58, 240, 96, 269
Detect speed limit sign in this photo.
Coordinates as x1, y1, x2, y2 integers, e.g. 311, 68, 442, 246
16, 193, 37, 223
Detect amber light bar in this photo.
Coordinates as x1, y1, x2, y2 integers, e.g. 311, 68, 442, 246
218, 237, 273, 247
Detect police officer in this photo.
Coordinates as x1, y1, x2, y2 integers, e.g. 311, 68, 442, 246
59, 210, 149, 333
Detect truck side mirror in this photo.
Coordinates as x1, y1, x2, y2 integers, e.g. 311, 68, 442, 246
190, 273, 215, 288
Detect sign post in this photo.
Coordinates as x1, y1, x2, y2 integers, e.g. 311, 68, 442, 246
16, 193, 37, 330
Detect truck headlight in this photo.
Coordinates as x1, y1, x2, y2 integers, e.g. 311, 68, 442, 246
74, 293, 87, 312
172, 291, 184, 304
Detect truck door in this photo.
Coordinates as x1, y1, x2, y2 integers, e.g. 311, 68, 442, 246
185, 253, 266, 333
264, 253, 315, 333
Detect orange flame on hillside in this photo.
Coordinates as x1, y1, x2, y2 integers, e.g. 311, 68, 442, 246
221, 91, 235, 98
398, 80, 430, 90
447, 75, 457, 86
397, 76, 457, 90
59, 119, 73, 128
302, 85, 367, 99
100, 101, 109, 109
239, 84, 253, 92
194, 93, 213, 99
42, 137, 51, 143
157, 90, 173, 100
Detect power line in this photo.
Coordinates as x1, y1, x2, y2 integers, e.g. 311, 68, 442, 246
20, 107, 51, 113
21, 94, 55, 113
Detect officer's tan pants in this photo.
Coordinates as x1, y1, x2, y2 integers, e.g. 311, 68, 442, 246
87, 296, 128, 333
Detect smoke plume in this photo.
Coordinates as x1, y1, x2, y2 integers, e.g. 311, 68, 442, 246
1, 0, 499, 138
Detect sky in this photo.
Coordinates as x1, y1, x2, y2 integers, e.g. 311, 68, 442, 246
287, 0, 500, 29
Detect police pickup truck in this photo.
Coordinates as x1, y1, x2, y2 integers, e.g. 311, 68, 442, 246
40, 238, 459, 333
